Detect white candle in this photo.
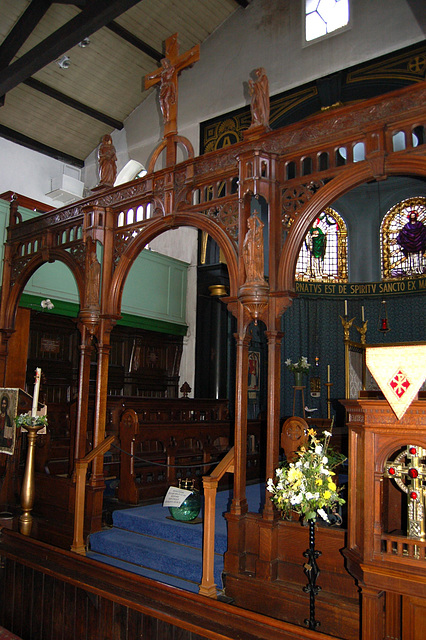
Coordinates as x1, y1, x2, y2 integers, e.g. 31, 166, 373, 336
327, 365, 330, 383
361, 306, 365, 322
31, 368, 41, 417
344, 300, 348, 316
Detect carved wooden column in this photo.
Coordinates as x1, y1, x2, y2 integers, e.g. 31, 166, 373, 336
224, 316, 250, 576
231, 325, 250, 516
73, 322, 94, 464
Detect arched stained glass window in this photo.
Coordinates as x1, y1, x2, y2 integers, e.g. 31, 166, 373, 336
295, 207, 348, 282
381, 197, 426, 279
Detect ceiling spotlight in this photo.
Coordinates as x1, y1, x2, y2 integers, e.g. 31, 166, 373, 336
57, 55, 71, 69
78, 38, 90, 48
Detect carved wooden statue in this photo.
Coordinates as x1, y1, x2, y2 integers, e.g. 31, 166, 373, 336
248, 67, 270, 129
97, 134, 117, 187
243, 211, 265, 283
145, 33, 200, 137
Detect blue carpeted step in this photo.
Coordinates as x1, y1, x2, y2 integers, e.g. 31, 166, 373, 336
112, 505, 228, 554
88, 527, 224, 587
86, 550, 200, 593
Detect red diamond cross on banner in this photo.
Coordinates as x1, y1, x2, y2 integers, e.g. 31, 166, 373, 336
389, 370, 411, 398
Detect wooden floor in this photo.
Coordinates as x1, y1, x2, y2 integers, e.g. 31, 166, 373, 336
0, 527, 342, 640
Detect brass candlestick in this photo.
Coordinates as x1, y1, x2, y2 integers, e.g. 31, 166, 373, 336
324, 382, 333, 419
20, 421, 45, 536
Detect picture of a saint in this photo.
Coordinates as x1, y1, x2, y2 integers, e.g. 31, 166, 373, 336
396, 209, 426, 275
0, 390, 17, 455
306, 226, 327, 278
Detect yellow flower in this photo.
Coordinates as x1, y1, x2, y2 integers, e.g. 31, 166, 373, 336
328, 481, 336, 491
307, 428, 317, 438
324, 490, 331, 499
288, 467, 302, 482
315, 478, 323, 486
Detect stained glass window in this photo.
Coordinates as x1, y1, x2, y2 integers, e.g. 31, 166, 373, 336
295, 208, 348, 282
305, 0, 350, 42
381, 197, 426, 279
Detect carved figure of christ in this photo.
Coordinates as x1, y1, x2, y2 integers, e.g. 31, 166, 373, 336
145, 33, 200, 137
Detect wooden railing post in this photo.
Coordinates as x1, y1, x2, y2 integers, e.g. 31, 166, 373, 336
199, 447, 234, 598
71, 435, 116, 555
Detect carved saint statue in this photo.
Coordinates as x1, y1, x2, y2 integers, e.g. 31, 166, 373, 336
243, 212, 265, 282
248, 67, 270, 129
86, 238, 101, 308
98, 134, 117, 187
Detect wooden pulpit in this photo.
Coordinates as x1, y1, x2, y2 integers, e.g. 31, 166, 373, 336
342, 397, 426, 640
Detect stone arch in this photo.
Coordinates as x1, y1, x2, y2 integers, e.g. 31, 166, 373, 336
278, 157, 426, 291
3, 248, 84, 330
106, 211, 238, 318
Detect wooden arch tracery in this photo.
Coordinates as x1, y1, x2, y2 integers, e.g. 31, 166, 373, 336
107, 210, 239, 319
0, 79, 424, 556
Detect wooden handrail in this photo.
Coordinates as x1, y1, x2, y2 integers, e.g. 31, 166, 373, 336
199, 446, 235, 598
71, 435, 117, 555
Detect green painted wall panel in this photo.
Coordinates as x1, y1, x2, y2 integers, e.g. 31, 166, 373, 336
0, 202, 188, 333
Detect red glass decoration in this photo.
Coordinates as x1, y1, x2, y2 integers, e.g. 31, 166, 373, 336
388, 467, 396, 475
408, 468, 419, 479
410, 491, 418, 500
409, 447, 417, 455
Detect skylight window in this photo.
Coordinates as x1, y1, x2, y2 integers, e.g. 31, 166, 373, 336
305, 0, 349, 42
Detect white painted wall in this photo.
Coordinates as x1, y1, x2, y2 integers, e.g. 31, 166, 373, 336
113, 0, 425, 171
0, 137, 80, 208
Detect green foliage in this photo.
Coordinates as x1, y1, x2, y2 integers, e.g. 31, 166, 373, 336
267, 429, 346, 522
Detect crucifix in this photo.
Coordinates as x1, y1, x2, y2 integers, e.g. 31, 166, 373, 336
385, 445, 426, 540
145, 33, 200, 168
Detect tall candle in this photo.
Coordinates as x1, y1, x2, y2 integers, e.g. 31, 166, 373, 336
344, 300, 348, 316
327, 365, 330, 383
31, 368, 41, 417
361, 306, 365, 322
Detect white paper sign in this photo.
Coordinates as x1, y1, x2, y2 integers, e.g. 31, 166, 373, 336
163, 486, 192, 508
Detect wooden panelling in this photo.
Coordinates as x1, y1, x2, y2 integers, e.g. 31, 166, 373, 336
0, 530, 339, 640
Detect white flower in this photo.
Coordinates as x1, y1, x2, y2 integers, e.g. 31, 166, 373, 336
266, 478, 274, 492
304, 461, 310, 468
322, 456, 328, 465
290, 494, 303, 505
315, 445, 323, 454
305, 492, 313, 500
318, 508, 329, 522
295, 460, 302, 468
285, 358, 292, 366
323, 430, 332, 437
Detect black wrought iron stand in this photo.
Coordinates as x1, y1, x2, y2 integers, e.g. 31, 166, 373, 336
303, 518, 321, 630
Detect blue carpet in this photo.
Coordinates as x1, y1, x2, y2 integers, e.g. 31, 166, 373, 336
88, 483, 265, 593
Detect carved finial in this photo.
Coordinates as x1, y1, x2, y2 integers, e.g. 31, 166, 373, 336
180, 381, 191, 398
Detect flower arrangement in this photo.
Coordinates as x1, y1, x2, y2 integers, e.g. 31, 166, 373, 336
267, 429, 346, 522
285, 356, 311, 374
15, 413, 48, 429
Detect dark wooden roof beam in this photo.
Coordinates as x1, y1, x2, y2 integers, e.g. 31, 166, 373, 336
0, 0, 143, 97
24, 77, 124, 130
0, 0, 53, 69
0, 124, 84, 168
106, 22, 163, 62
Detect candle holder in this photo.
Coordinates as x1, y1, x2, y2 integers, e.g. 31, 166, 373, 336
355, 320, 368, 344
324, 382, 333, 419
18, 417, 47, 535
340, 315, 355, 341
